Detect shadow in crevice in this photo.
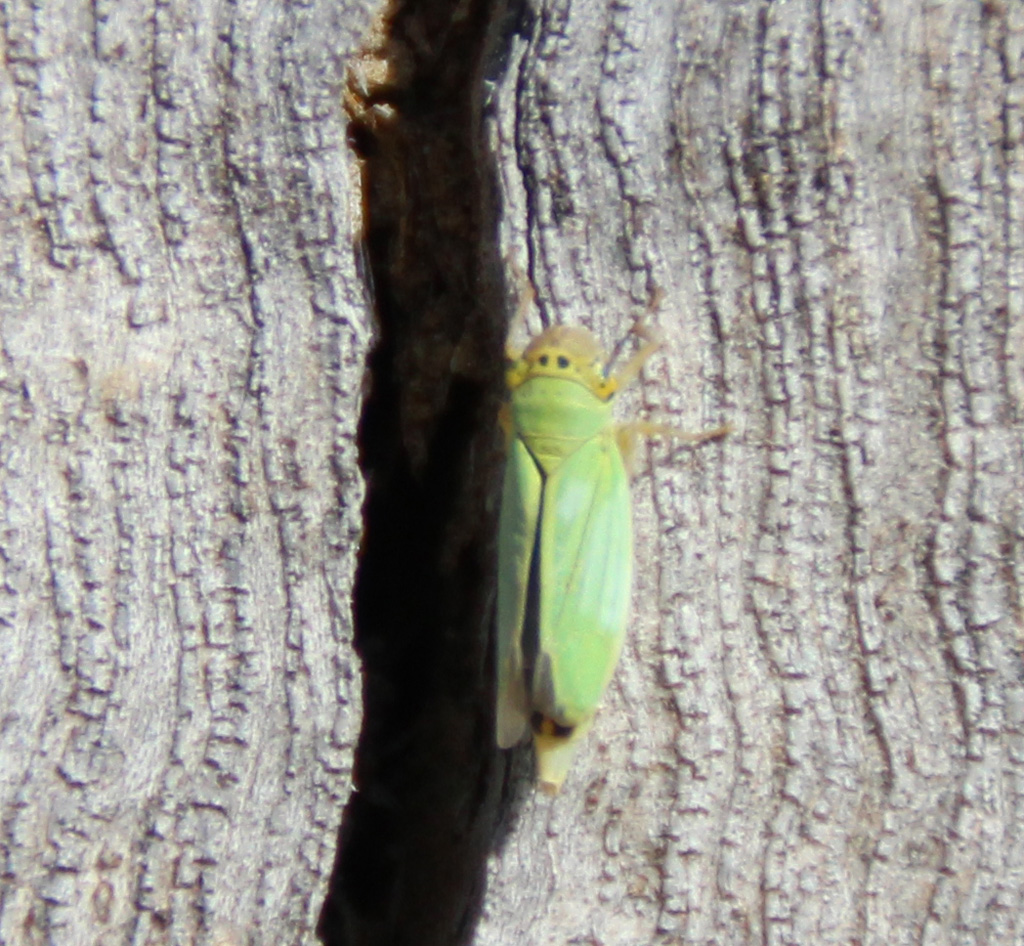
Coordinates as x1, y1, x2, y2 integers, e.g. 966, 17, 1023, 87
317, 0, 531, 943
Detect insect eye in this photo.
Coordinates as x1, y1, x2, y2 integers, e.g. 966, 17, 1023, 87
557, 356, 570, 369
538, 355, 549, 366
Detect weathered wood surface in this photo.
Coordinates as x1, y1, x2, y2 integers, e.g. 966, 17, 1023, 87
0, 1, 369, 942
2, 0, 1023, 945
480, 4, 1024, 945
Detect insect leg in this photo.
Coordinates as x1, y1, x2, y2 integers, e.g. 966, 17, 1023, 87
616, 421, 731, 477
607, 324, 663, 392
505, 264, 536, 361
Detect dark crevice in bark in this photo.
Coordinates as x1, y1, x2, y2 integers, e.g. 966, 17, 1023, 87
317, 1, 522, 944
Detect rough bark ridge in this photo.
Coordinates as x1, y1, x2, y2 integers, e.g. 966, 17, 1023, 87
3, 0, 1024, 944
0, 1, 367, 943
316, 0, 512, 944
477, 2, 1024, 945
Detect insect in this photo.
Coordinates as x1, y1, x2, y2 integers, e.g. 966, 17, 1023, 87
495, 321, 728, 794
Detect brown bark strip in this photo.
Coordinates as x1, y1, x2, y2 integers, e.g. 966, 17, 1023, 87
317, 1, 516, 944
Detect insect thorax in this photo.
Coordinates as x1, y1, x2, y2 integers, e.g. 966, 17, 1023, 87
511, 376, 614, 474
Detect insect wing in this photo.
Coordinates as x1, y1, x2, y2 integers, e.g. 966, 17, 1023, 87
495, 434, 543, 748
533, 432, 633, 726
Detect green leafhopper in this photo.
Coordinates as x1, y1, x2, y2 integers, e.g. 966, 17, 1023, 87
496, 321, 728, 794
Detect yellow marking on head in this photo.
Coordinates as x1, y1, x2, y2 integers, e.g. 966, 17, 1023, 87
507, 326, 616, 400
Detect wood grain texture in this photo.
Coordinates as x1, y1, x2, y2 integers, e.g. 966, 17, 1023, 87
3, 0, 1024, 944
0, 1, 368, 942
480, 2, 1024, 945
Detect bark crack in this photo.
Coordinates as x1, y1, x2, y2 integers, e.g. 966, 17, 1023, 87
316, 1, 514, 944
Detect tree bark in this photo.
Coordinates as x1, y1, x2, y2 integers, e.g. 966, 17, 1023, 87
3, 0, 1024, 945
0, 1, 369, 943
478, 2, 1024, 945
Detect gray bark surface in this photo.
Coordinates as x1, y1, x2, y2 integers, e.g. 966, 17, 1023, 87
479, 2, 1024, 946
0, 1, 370, 943
3, 0, 1024, 945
